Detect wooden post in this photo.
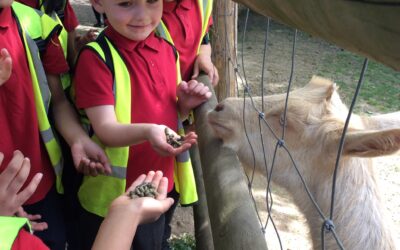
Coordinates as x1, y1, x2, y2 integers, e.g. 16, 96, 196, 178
211, 0, 238, 101
194, 74, 268, 250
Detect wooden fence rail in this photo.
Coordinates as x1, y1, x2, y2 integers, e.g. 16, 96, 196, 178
192, 74, 268, 250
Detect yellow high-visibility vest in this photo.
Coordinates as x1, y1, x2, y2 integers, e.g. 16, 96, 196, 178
12, 1, 64, 194
77, 30, 198, 217
0, 217, 31, 250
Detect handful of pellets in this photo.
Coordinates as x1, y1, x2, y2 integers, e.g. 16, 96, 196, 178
128, 182, 158, 199
165, 128, 184, 148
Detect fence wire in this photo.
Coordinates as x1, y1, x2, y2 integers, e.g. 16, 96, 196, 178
217, 5, 372, 250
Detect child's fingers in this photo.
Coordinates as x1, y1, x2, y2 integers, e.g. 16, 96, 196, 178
156, 177, 169, 200
192, 64, 200, 79
16, 172, 42, 207
159, 198, 175, 213
0, 151, 24, 187
88, 162, 99, 177
151, 171, 163, 190
31, 221, 48, 232
97, 153, 112, 175
184, 132, 198, 141
143, 171, 156, 183
212, 66, 219, 86
0, 48, 10, 58
26, 213, 41, 221
7, 157, 30, 195
94, 162, 106, 175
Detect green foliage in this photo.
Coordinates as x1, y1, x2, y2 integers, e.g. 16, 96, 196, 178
169, 233, 196, 250
318, 49, 400, 114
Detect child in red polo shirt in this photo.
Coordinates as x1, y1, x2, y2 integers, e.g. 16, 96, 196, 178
162, 0, 218, 86
17, 0, 97, 66
0, 2, 110, 249
73, 0, 212, 248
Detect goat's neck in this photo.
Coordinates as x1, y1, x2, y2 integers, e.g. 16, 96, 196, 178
291, 158, 395, 250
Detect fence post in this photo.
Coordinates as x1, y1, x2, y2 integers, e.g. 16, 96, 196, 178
212, 0, 238, 101
193, 74, 268, 250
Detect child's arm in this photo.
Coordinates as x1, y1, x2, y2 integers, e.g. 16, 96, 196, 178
92, 171, 174, 250
177, 79, 212, 119
85, 105, 197, 156
0, 48, 12, 86
67, 29, 97, 67
47, 74, 111, 176
191, 44, 219, 86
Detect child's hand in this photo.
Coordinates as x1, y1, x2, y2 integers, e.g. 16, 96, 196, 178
192, 53, 219, 87
75, 29, 98, 52
148, 125, 197, 156
71, 137, 112, 176
15, 207, 48, 232
0, 48, 12, 86
0, 151, 43, 216
177, 80, 212, 117
109, 171, 174, 224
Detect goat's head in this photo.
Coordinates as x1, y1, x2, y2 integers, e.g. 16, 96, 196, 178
207, 76, 400, 180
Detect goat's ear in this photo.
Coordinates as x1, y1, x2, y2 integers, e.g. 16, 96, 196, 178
343, 129, 400, 157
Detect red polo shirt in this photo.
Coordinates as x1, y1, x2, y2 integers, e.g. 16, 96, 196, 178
162, 0, 213, 81
0, 7, 69, 204
74, 27, 178, 192
16, 0, 79, 32
12, 229, 49, 250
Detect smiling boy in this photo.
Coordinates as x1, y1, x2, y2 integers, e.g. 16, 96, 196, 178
73, 0, 211, 249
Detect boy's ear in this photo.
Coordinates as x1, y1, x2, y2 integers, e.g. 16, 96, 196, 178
91, 0, 105, 14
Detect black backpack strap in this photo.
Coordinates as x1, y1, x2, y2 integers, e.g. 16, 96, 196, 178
95, 32, 115, 78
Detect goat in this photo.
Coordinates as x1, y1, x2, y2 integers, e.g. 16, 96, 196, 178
207, 76, 399, 249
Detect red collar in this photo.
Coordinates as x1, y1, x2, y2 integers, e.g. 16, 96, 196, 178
104, 25, 159, 53
163, 0, 193, 13
0, 7, 12, 29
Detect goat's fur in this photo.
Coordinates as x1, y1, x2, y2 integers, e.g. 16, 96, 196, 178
207, 76, 399, 249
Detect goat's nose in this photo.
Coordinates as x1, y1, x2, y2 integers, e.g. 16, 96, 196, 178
215, 103, 224, 112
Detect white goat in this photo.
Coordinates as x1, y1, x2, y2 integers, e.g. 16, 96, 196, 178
207, 76, 399, 249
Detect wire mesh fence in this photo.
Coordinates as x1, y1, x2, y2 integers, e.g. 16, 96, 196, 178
210, 4, 400, 250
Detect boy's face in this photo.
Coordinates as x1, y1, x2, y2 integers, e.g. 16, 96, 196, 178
92, 0, 162, 41
0, 0, 13, 8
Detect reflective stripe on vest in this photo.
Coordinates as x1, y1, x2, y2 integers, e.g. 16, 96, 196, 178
0, 217, 31, 250
78, 33, 198, 217
12, 2, 64, 194
197, 0, 213, 53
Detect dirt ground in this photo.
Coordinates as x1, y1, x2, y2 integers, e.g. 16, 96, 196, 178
70, 2, 399, 249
